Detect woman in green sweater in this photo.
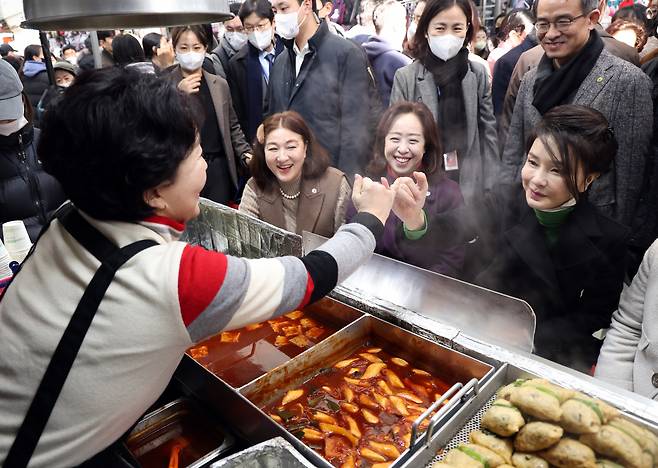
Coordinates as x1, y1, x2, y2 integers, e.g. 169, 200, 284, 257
405, 105, 628, 373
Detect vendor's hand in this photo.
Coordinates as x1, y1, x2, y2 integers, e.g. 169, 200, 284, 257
154, 37, 175, 69
352, 174, 395, 226
178, 71, 202, 94
391, 171, 428, 231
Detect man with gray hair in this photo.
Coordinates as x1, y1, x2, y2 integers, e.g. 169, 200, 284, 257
362, 0, 411, 106
501, 0, 652, 230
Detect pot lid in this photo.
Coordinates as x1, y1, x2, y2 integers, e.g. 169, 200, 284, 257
22, 0, 232, 30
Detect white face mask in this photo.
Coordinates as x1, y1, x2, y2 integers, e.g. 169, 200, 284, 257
176, 51, 205, 71
407, 22, 417, 42
65, 56, 78, 66
249, 28, 274, 50
0, 116, 28, 137
275, 11, 301, 40
224, 31, 248, 51
427, 34, 464, 61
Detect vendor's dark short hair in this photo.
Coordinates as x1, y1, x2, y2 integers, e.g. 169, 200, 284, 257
526, 104, 617, 201
250, 111, 330, 191
39, 67, 201, 221
112, 34, 146, 66
239, 0, 275, 22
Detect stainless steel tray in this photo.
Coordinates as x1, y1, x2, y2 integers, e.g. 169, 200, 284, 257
126, 398, 235, 468
187, 297, 364, 390
395, 363, 658, 467
209, 437, 315, 468
240, 314, 495, 468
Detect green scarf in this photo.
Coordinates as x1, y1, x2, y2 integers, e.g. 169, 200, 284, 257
534, 205, 576, 248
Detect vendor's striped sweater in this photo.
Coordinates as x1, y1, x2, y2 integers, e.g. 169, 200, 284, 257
0, 209, 382, 467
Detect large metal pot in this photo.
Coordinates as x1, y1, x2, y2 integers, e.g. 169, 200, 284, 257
22, 0, 232, 30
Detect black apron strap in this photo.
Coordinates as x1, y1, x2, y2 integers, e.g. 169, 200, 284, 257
4, 207, 158, 468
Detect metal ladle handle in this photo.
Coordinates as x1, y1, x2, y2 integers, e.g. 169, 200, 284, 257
424, 378, 480, 444
410, 382, 463, 447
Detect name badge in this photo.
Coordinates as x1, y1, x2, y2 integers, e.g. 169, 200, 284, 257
443, 151, 459, 171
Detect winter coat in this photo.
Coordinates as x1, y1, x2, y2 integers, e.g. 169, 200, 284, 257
21, 61, 49, 112
501, 50, 653, 228
167, 67, 251, 190
596, 240, 658, 399
426, 185, 628, 372
268, 21, 379, 177
390, 59, 500, 207
346, 171, 466, 277
361, 36, 411, 107
0, 124, 66, 241
499, 24, 641, 147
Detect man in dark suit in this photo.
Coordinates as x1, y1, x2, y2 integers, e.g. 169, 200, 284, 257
268, 0, 378, 177
226, 0, 284, 143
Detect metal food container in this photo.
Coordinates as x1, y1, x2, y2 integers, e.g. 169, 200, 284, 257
394, 362, 658, 467
185, 297, 364, 388
174, 298, 369, 447
209, 437, 315, 468
126, 398, 235, 468
239, 314, 495, 467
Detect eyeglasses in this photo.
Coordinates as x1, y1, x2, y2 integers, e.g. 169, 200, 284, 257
534, 14, 585, 34
243, 23, 271, 33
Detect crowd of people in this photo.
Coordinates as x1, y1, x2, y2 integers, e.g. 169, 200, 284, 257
2, 0, 658, 460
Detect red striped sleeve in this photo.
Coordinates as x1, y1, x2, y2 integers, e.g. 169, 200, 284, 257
178, 244, 228, 326
297, 272, 315, 309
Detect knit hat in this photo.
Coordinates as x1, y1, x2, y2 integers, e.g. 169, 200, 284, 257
53, 60, 77, 76
0, 59, 23, 120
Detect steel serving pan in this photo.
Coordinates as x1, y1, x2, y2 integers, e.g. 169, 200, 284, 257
240, 314, 495, 467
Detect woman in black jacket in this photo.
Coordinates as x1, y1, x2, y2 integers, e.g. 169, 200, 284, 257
0, 59, 65, 241
403, 105, 628, 373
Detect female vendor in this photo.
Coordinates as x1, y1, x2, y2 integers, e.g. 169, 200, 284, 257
0, 68, 395, 467
396, 105, 628, 372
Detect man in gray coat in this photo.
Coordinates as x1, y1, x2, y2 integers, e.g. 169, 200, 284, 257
501, 0, 652, 227
497, 0, 640, 145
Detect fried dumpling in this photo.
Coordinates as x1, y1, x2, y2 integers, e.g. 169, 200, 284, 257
482, 400, 526, 437
514, 421, 563, 452
511, 452, 549, 468
580, 424, 644, 468
560, 395, 605, 434
510, 384, 562, 422
470, 430, 514, 463
444, 444, 506, 467
596, 460, 625, 468
539, 438, 597, 468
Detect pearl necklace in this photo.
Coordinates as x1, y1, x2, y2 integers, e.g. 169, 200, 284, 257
279, 187, 301, 200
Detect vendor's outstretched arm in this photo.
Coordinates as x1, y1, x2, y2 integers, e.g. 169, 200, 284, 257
180, 176, 394, 343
